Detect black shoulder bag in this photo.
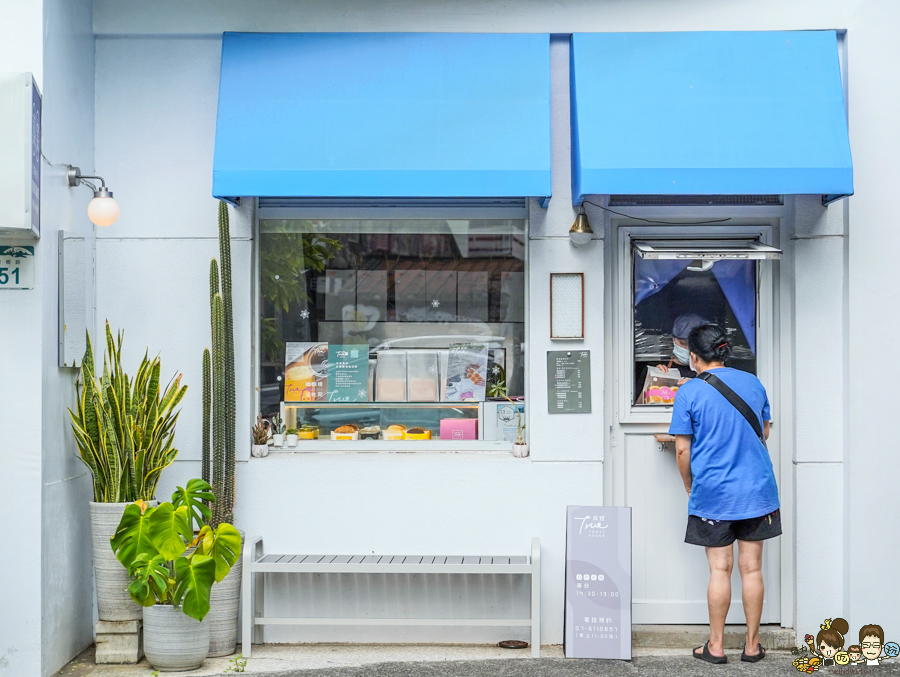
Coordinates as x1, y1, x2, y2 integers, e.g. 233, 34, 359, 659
696, 372, 767, 448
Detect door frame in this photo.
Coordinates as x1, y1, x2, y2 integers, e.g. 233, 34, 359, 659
599, 198, 794, 628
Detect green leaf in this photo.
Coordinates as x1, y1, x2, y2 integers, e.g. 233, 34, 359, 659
110, 502, 158, 569
127, 553, 172, 606
148, 503, 191, 561
173, 554, 215, 621
196, 523, 241, 583
171, 478, 214, 533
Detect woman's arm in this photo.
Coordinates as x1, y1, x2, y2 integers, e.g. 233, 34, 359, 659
675, 434, 693, 494
764, 420, 770, 440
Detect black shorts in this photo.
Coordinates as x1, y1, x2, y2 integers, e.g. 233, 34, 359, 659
685, 509, 782, 547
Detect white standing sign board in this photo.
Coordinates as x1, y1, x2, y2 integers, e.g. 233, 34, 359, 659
0, 245, 35, 289
564, 505, 632, 660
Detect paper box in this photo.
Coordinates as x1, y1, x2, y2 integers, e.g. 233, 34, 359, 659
440, 418, 478, 440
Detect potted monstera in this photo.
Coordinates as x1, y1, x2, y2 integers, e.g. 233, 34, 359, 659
110, 480, 240, 671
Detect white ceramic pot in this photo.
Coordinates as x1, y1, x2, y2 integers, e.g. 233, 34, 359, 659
251, 444, 269, 458
286, 434, 298, 447
207, 532, 243, 657
90, 501, 158, 621
512, 442, 529, 458
272, 433, 284, 447
143, 604, 210, 671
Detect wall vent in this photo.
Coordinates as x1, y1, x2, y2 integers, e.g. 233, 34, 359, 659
608, 195, 783, 207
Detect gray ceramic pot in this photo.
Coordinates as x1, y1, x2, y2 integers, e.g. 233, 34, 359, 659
143, 604, 210, 671
207, 531, 243, 657
90, 501, 157, 621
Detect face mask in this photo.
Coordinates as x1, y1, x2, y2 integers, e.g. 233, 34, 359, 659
673, 344, 690, 364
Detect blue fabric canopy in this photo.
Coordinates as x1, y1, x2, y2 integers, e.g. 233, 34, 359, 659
570, 31, 853, 204
213, 32, 551, 202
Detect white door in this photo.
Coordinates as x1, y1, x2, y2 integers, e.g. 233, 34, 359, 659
605, 223, 782, 625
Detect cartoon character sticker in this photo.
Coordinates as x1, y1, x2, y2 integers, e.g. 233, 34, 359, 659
791, 619, 897, 671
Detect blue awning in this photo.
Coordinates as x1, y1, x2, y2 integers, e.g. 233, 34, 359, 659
570, 31, 853, 204
214, 33, 551, 203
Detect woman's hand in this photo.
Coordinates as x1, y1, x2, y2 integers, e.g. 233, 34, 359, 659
655, 364, 669, 373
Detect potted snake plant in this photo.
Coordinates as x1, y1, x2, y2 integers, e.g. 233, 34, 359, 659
70, 323, 187, 624
251, 415, 270, 457
110, 484, 240, 671
487, 383, 528, 457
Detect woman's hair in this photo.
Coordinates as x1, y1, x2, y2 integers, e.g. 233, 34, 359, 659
859, 624, 885, 645
818, 617, 850, 650
687, 324, 732, 364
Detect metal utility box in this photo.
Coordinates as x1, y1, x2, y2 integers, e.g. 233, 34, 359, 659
0, 73, 41, 238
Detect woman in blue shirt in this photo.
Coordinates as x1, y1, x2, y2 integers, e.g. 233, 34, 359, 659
669, 324, 780, 665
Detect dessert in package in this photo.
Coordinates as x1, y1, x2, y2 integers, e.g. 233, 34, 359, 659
639, 365, 682, 404
445, 343, 488, 402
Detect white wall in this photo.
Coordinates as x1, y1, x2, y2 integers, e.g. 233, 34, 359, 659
0, 5, 45, 676
40, 0, 96, 674
90, 0, 900, 645
0, 1, 95, 675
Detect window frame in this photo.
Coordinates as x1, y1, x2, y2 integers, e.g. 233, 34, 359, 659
252, 199, 530, 453
614, 222, 779, 426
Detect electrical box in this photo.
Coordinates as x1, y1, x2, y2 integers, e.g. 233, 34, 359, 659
0, 73, 41, 238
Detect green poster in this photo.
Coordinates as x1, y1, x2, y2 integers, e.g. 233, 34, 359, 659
327, 345, 369, 402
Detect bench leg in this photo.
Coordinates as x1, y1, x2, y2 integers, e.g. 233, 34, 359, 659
242, 536, 263, 658
531, 537, 541, 657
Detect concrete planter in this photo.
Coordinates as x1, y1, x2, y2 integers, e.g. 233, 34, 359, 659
90, 501, 157, 621
143, 604, 210, 671
207, 541, 242, 657
512, 442, 529, 458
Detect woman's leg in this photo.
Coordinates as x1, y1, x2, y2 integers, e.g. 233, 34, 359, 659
737, 539, 765, 654
704, 545, 734, 657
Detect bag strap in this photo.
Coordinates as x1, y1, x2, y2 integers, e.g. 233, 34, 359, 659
696, 372, 767, 447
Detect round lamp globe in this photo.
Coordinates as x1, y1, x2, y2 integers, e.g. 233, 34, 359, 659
88, 196, 120, 227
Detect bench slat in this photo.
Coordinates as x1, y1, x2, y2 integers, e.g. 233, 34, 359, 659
510, 556, 528, 564
349, 555, 366, 564
333, 555, 353, 564
446, 556, 463, 565
492, 557, 510, 565
402, 556, 423, 564
463, 556, 480, 564
362, 555, 380, 564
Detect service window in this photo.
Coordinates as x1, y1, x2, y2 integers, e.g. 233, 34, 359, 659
258, 217, 526, 443
632, 240, 780, 406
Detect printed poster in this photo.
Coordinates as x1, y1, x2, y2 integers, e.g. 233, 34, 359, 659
284, 342, 328, 402
444, 343, 488, 402
326, 345, 369, 402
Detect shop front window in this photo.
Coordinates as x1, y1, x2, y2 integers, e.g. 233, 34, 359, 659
259, 217, 525, 442
632, 240, 767, 405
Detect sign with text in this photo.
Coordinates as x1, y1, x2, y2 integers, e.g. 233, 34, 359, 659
0, 245, 35, 289
564, 506, 631, 660
547, 350, 591, 413
327, 345, 369, 402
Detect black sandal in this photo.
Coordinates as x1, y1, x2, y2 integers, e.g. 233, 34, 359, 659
741, 643, 766, 662
693, 641, 728, 664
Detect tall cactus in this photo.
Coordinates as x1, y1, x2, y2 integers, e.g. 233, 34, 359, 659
203, 202, 237, 527
218, 202, 236, 525
201, 347, 211, 495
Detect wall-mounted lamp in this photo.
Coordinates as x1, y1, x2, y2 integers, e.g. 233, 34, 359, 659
569, 205, 594, 245
67, 166, 119, 227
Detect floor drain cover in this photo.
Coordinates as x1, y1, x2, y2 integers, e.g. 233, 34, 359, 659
498, 640, 529, 649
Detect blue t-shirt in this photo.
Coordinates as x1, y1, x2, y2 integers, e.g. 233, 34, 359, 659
668, 367, 779, 521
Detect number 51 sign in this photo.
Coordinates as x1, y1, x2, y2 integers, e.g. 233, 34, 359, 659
0, 245, 35, 289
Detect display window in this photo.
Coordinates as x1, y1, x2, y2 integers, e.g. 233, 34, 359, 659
258, 217, 526, 444
631, 239, 780, 406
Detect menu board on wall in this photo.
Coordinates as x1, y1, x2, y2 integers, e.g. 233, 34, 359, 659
284, 342, 328, 402
547, 350, 591, 413
326, 345, 369, 402
564, 506, 632, 660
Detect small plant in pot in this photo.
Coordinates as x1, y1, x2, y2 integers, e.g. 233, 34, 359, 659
111, 483, 240, 672
286, 427, 299, 447
487, 383, 528, 457
271, 414, 285, 448
251, 415, 271, 458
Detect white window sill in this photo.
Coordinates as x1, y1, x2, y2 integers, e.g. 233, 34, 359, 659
261, 440, 514, 454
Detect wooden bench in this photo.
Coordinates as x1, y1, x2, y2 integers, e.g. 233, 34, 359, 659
241, 536, 541, 657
